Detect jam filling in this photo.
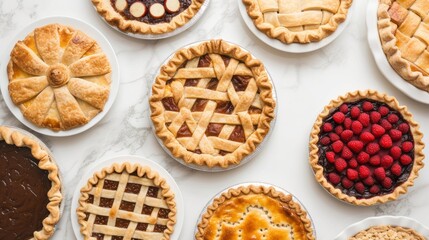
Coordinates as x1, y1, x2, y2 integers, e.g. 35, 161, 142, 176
317, 99, 414, 199
0, 141, 51, 240
111, 0, 192, 24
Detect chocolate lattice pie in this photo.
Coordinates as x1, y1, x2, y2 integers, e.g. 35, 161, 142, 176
92, 0, 205, 35
195, 185, 315, 240
7, 23, 111, 131
77, 163, 176, 240
150, 40, 275, 168
242, 0, 353, 43
349, 225, 425, 240
309, 90, 424, 206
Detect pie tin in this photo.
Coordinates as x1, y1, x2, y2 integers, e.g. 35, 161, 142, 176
194, 182, 317, 239
93, 0, 210, 40
148, 40, 278, 172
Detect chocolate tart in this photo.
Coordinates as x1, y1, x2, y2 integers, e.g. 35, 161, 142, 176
0, 126, 62, 239
309, 90, 424, 206
349, 225, 425, 239
77, 162, 176, 240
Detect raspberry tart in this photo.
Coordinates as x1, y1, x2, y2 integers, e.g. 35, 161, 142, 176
242, 0, 353, 43
349, 225, 425, 240
92, 0, 205, 35
150, 40, 275, 168
309, 90, 424, 206
195, 184, 315, 240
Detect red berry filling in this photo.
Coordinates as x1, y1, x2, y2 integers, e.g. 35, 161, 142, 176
317, 99, 414, 199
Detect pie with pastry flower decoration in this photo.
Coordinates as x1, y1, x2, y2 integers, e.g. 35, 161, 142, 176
7, 23, 111, 131
309, 90, 424, 206
150, 40, 276, 168
195, 184, 315, 240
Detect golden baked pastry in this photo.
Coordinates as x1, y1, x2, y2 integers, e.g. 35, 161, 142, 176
195, 185, 315, 240
242, 0, 353, 43
7, 23, 111, 131
349, 225, 425, 240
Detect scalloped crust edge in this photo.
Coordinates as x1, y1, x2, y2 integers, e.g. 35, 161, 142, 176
149, 39, 276, 168
309, 89, 425, 206
76, 162, 177, 240
0, 125, 62, 240
242, 0, 353, 44
350, 225, 426, 239
195, 184, 315, 240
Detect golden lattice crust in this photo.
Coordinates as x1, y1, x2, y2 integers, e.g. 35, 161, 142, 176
349, 225, 425, 240
0, 126, 62, 240
242, 0, 353, 44
309, 90, 425, 206
91, 0, 204, 35
150, 39, 275, 168
195, 185, 315, 240
378, 0, 429, 92
7, 23, 111, 131
77, 162, 176, 240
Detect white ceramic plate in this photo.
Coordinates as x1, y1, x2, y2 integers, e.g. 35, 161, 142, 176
93, 0, 210, 40
366, 1, 429, 104
334, 215, 429, 239
0, 16, 120, 137
237, 0, 355, 53
70, 155, 184, 240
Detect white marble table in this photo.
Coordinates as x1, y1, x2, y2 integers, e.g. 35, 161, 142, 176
1, 0, 429, 239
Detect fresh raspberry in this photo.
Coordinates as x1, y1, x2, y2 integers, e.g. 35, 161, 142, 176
363, 176, 375, 186
390, 146, 402, 159
380, 134, 393, 149
331, 140, 344, 153
358, 165, 371, 179
391, 163, 402, 176
398, 123, 409, 133
348, 158, 358, 168
322, 122, 333, 132
340, 130, 354, 142
400, 154, 413, 165
369, 155, 381, 166
387, 113, 399, 124
348, 140, 364, 153
374, 167, 386, 181
358, 113, 370, 127
329, 133, 340, 142
371, 124, 385, 137
357, 152, 370, 164
326, 151, 336, 163
360, 131, 375, 143
341, 146, 353, 160
347, 168, 359, 181
355, 182, 365, 194
362, 101, 374, 111
370, 185, 380, 194
320, 137, 331, 146
344, 118, 352, 130
351, 121, 363, 135
382, 177, 393, 189
380, 119, 393, 131
335, 126, 344, 135
335, 158, 347, 172
378, 106, 390, 116
339, 104, 349, 113
381, 155, 393, 169
351, 106, 361, 119
370, 111, 381, 124
402, 141, 414, 153
328, 173, 341, 185
366, 143, 380, 155
389, 129, 402, 142
333, 112, 345, 124
342, 178, 354, 189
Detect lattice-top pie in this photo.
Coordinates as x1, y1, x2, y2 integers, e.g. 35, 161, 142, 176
77, 163, 176, 240
242, 0, 353, 43
349, 225, 425, 240
150, 40, 275, 168
195, 185, 315, 240
7, 23, 111, 131
92, 0, 204, 35
378, 0, 429, 92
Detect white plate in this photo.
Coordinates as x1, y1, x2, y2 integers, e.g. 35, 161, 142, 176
237, 0, 355, 53
366, 1, 429, 104
70, 155, 184, 240
0, 16, 120, 137
94, 0, 210, 40
334, 215, 429, 239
